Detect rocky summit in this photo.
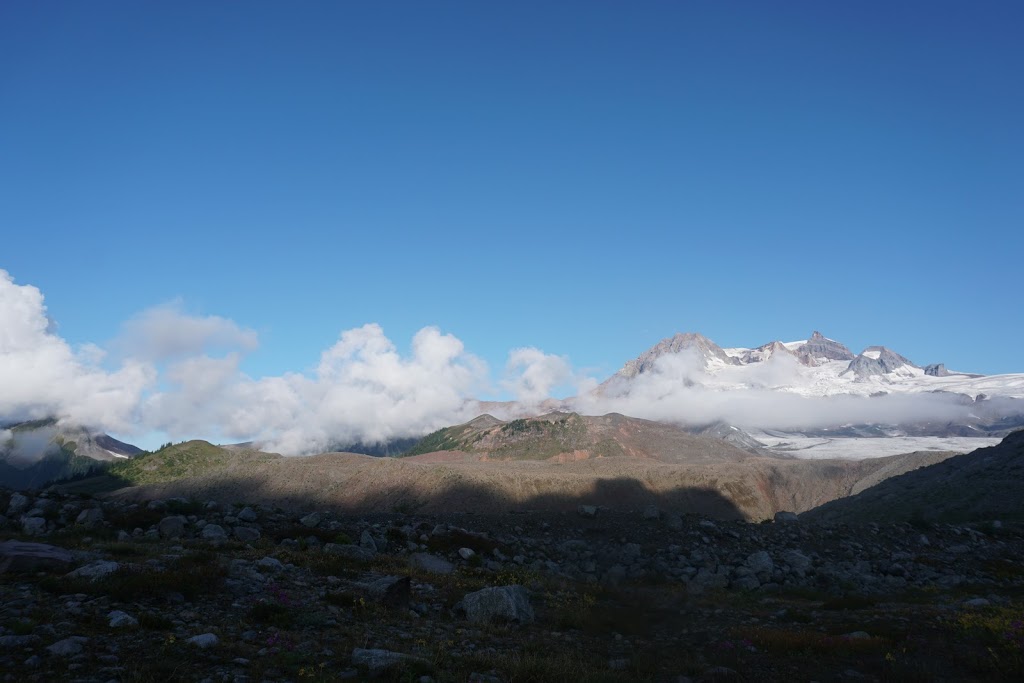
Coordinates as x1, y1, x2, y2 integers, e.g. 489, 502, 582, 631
1, 484, 1023, 682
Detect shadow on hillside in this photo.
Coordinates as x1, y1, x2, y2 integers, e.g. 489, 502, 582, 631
85, 470, 749, 521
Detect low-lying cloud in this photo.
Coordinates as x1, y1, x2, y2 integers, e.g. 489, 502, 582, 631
1, 268, 1021, 455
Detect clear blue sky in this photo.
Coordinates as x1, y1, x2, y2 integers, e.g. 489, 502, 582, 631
2, 0, 1022, 379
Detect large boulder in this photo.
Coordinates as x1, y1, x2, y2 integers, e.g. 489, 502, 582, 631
158, 516, 187, 539
460, 585, 535, 624
75, 508, 104, 528
0, 541, 74, 574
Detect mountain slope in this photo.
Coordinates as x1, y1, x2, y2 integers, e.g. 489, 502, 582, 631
0, 419, 144, 489
803, 430, 1024, 523
403, 412, 764, 464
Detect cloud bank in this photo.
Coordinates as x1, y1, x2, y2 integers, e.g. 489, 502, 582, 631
1, 269, 1021, 455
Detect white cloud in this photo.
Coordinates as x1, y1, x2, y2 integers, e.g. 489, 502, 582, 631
0, 270, 153, 431
502, 347, 574, 404
117, 302, 258, 361
139, 324, 488, 454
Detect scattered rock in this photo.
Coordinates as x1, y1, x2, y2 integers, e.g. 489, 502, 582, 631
300, 512, 322, 528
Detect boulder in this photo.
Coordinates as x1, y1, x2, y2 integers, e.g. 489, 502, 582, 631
236, 507, 258, 522
746, 551, 774, 575
75, 508, 104, 527
0, 540, 74, 574
409, 553, 454, 575
158, 516, 187, 539
233, 526, 261, 543
300, 512, 321, 528
67, 560, 120, 581
6, 493, 31, 516
361, 575, 412, 607
47, 637, 88, 656
20, 516, 47, 536
108, 610, 138, 628
188, 633, 219, 648
460, 585, 535, 624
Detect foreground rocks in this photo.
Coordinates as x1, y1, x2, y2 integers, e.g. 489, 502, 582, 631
0, 486, 1022, 682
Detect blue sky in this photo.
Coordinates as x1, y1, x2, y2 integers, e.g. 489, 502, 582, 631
2, 0, 1022, 399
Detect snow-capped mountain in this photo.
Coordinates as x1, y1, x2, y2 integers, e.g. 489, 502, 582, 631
605, 330, 1024, 401
584, 330, 1024, 459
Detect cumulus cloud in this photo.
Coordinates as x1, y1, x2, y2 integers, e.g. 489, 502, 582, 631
117, 302, 258, 361
139, 324, 488, 454
501, 347, 574, 404
0, 270, 153, 431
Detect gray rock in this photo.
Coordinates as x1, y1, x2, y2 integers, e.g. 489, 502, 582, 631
233, 526, 261, 543
6, 492, 30, 516
781, 550, 812, 573
300, 512, 321, 528
324, 543, 375, 562
20, 516, 47, 536
75, 508, 104, 527
460, 585, 534, 624
352, 647, 425, 675
458, 547, 475, 560
642, 505, 661, 521
201, 524, 227, 540
0, 540, 74, 574
360, 530, 378, 551
158, 516, 187, 539
108, 610, 138, 628
256, 556, 284, 572
666, 513, 684, 531
409, 553, 454, 575
963, 598, 991, 608
577, 505, 598, 518
188, 633, 219, 648
774, 511, 799, 523
361, 575, 412, 607
67, 560, 120, 581
47, 636, 88, 656
237, 507, 258, 522
746, 551, 774, 575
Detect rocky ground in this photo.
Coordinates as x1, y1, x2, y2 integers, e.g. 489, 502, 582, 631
2, 488, 1023, 682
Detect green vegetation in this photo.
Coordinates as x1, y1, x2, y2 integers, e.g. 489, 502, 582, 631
402, 426, 466, 456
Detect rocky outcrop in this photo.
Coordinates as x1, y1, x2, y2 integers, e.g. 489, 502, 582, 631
795, 331, 856, 365
844, 346, 916, 379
